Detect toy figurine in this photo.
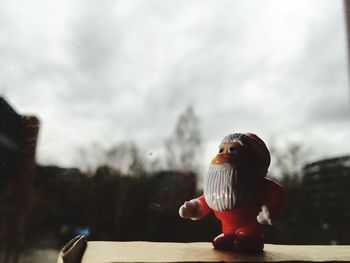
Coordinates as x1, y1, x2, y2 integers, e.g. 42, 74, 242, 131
179, 133, 287, 253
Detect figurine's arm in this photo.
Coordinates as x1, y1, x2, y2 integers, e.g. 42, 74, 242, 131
257, 178, 287, 225
179, 195, 212, 220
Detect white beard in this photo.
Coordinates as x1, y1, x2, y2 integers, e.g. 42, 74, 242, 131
203, 164, 239, 211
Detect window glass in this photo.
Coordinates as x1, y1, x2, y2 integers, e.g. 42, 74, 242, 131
0, 0, 349, 262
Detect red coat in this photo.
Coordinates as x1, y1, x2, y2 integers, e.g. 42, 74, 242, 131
198, 178, 287, 235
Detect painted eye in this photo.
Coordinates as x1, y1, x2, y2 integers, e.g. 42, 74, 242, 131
228, 146, 237, 154
219, 147, 224, 153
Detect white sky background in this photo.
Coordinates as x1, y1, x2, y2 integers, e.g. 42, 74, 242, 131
1, 0, 349, 173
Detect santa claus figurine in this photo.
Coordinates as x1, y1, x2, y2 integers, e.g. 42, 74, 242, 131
179, 133, 287, 253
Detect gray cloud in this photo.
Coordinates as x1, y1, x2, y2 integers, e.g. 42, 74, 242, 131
0, 0, 349, 169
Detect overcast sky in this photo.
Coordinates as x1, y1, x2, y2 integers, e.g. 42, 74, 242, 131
1, 0, 349, 172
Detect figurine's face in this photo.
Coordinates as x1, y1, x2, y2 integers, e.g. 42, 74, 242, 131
211, 140, 243, 166
203, 139, 256, 211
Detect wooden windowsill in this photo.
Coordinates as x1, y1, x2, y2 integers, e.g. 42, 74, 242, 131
58, 235, 350, 263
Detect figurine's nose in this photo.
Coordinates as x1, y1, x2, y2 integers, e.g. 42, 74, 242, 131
211, 154, 234, 165
211, 143, 240, 165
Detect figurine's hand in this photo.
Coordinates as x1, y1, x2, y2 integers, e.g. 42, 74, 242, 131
179, 200, 201, 220
257, 205, 274, 225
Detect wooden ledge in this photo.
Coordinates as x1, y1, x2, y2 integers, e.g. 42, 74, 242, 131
58, 236, 350, 263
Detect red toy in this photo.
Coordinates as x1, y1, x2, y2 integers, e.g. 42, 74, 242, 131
179, 133, 287, 253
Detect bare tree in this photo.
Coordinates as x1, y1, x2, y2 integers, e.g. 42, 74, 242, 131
76, 142, 106, 174
165, 106, 202, 173
269, 142, 311, 185
76, 142, 145, 175
128, 143, 144, 175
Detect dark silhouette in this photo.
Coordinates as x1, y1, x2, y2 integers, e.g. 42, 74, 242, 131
30, 165, 219, 245
265, 155, 350, 245
0, 97, 39, 262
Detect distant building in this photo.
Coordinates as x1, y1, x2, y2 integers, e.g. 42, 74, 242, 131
0, 97, 40, 261
303, 155, 350, 244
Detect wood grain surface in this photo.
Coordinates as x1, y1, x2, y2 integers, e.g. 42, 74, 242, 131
79, 242, 350, 263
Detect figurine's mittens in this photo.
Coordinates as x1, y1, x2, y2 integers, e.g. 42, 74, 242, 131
179, 200, 200, 220
257, 205, 274, 225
